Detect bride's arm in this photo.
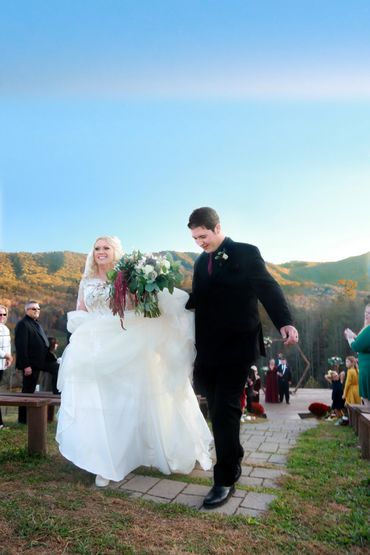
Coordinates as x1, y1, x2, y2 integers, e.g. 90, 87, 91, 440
76, 280, 88, 311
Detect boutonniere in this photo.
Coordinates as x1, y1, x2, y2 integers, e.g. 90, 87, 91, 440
214, 248, 229, 265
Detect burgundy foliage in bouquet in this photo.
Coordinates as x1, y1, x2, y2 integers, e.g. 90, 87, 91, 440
107, 251, 182, 326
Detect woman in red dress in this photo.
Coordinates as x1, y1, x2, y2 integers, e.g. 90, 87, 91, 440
265, 358, 279, 403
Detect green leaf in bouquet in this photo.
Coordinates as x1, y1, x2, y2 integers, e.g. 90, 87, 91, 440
129, 277, 138, 292
145, 282, 159, 293
137, 282, 145, 296
106, 269, 117, 282
156, 274, 167, 289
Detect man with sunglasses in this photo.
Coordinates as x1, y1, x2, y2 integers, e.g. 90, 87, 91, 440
15, 300, 49, 423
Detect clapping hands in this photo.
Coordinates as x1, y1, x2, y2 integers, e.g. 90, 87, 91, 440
344, 328, 357, 342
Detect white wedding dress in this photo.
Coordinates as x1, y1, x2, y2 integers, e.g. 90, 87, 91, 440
56, 279, 212, 482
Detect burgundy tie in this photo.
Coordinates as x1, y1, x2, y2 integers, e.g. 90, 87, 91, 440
207, 253, 213, 275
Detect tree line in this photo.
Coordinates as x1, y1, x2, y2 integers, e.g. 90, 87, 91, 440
1, 250, 368, 387
259, 285, 369, 387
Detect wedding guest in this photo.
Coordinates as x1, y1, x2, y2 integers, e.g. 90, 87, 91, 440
343, 356, 361, 406
42, 337, 60, 395
277, 356, 292, 404
276, 352, 284, 367
245, 366, 256, 413
265, 358, 279, 403
251, 365, 261, 403
14, 301, 49, 424
344, 303, 370, 407
0, 305, 13, 429
186, 207, 298, 509
56, 236, 212, 487
38, 336, 61, 422
240, 386, 247, 422
324, 370, 345, 419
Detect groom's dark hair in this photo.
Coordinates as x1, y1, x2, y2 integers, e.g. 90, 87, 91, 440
188, 207, 220, 230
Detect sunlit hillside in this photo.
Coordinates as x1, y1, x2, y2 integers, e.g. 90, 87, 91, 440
1, 249, 369, 382
1, 250, 369, 316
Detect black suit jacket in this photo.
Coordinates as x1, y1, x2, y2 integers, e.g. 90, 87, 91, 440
277, 365, 292, 383
15, 316, 49, 370
186, 237, 293, 365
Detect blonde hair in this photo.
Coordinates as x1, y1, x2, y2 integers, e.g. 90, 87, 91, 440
83, 236, 124, 278
346, 356, 358, 371
0, 304, 8, 316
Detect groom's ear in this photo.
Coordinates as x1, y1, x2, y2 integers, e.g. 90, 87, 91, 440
214, 223, 221, 235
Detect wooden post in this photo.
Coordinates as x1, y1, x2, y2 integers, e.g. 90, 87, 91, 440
347, 404, 362, 434
27, 405, 48, 455
293, 345, 311, 392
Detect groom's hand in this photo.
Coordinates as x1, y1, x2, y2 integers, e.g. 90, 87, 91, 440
280, 325, 299, 345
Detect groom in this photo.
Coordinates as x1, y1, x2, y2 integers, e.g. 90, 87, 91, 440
186, 207, 298, 509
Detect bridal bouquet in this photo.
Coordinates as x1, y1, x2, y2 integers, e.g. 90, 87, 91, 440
107, 251, 182, 323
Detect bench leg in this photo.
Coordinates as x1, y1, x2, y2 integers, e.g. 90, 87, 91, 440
358, 416, 370, 460
27, 406, 48, 455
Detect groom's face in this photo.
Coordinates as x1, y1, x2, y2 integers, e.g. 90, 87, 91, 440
191, 224, 223, 253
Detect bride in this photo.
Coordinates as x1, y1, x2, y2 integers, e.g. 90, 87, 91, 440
56, 236, 212, 487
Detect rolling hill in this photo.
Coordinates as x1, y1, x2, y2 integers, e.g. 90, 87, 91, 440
1, 249, 369, 323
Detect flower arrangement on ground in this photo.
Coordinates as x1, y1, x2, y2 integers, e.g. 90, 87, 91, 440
251, 402, 266, 417
107, 251, 182, 323
263, 336, 273, 348
327, 356, 343, 367
308, 402, 331, 418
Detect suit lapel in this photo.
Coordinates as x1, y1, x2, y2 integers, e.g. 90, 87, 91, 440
212, 237, 234, 277
28, 318, 49, 346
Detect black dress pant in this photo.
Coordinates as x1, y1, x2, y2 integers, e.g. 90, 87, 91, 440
279, 380, 290, 403
18, 367, 41, 424
194, 362, 248, 487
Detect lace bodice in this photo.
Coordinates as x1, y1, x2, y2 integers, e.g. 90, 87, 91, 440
77, 278, 111, 314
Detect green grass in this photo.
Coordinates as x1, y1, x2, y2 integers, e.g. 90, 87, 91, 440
0, 412, 369, 554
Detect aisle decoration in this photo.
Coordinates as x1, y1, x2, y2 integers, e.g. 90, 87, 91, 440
107, 251, 182, 324
308, 402, 330, 418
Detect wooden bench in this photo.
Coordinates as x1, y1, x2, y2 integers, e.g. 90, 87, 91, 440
0, 392, 61, 455
347, 403, 370, 460
347, 404, 370, 435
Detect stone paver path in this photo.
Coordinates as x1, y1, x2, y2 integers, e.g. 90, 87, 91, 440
105, 388, 331, 516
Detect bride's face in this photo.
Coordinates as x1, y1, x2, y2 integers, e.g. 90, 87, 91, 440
94, 239, 114, 267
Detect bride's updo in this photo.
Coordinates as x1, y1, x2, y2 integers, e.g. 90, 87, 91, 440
83, 235, 124, 278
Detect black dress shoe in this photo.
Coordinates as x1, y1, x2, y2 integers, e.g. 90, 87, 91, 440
203, 485, 235, 509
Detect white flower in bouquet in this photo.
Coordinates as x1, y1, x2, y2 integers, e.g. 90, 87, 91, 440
161, 259, 171, 273
143, 264, 156, 277
107, 250, 183, 324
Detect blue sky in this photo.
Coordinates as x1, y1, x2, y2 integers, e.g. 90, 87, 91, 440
1, 0, 369, 263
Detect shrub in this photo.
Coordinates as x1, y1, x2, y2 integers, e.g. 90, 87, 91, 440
308, 402, 330, 418
304, 376, 320, 388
